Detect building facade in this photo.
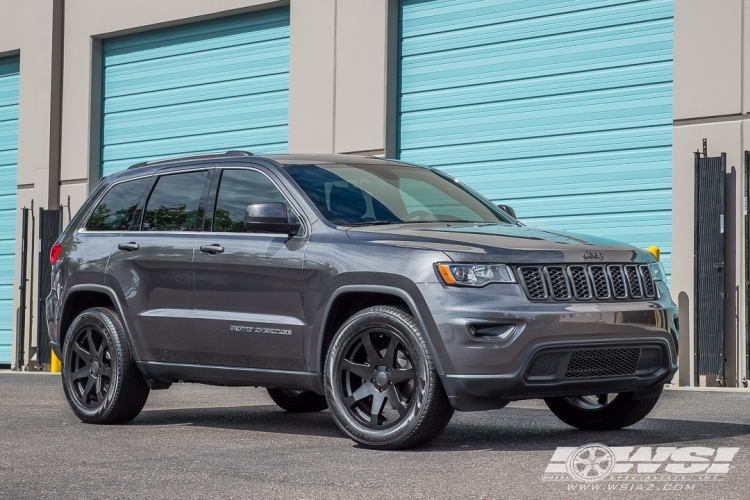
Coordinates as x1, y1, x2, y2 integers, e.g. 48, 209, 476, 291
0, 0, 746, 388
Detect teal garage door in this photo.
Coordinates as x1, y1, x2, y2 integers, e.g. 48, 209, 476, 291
399, 0, 673, 276
0, 56, 19, 364
102, 7, 290, 177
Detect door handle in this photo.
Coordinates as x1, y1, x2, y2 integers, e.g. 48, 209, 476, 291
199, 244, 225, 255
117, 242, 140, 252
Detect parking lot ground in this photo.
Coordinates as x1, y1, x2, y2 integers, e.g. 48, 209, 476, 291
1, 372, 749, 499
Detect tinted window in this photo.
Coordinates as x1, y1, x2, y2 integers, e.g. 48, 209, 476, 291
142, 171, 208, 231
213, 169, 293, 232
283, 163, 511, 225
86, 177, 150, 231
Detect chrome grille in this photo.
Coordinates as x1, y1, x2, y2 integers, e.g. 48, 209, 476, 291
516, 264, 658, 302
624, 265, 643, 298
607, 265, 627, 299
545, 266, 570, 300
519, 267, 547, 299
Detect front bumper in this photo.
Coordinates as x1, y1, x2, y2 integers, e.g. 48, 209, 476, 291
417, 281, 678, 411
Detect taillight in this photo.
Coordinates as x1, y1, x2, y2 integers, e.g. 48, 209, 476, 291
50, 243, 62, 265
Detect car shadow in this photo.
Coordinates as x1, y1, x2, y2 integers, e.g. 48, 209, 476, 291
131, 405, 750, 452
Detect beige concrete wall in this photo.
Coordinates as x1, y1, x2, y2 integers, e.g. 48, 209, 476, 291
673, 0, 748, 387
0, 0, 62, 367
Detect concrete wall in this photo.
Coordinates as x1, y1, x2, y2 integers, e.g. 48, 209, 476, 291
673, 0, 748, 386
0, 0, 63, 368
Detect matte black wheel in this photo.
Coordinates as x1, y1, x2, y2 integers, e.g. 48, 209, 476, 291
267, 388, 328, 412
544, 389, 662, 431
61, 307, 150, 424
324, 306, 453, 450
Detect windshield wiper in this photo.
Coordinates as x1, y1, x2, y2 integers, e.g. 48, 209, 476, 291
343, 220, 426, 227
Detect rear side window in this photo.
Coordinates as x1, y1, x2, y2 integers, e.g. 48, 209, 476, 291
213, 169, 294, 232
86, 177, 150, 231
142, 171, 209, 231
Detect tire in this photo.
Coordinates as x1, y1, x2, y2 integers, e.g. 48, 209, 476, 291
61, 307, 150, 424
324, 305, 454, 450
544, 389, 663, 431
267, 388, 328, 412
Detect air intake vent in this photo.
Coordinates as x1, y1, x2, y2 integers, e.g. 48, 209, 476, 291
639, 265, 656, 298
545, 266, 570, 300
567, 266, 592, 300
565, 348, 640, 378
588, 265, 611, 299
624, 265, 643, 299
519, 267, 547, 299
607, 265, 628, 299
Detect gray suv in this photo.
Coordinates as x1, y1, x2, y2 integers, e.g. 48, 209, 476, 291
47, 152, 678, 449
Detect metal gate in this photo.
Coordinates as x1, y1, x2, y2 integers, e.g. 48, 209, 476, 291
694, 152, 726, 384
36, 208, 62, 367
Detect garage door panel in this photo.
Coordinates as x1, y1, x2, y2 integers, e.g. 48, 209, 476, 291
102, 7, 289, 178
399, 0, 673, 279
0, 56, 18, 364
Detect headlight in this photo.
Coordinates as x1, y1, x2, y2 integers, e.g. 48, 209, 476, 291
436, 263, 516, 287
648, 262, 666, 282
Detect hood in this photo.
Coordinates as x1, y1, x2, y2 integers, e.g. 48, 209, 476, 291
345, 223, 652, 264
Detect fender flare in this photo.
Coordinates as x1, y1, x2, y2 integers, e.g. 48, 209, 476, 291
316, 284, 445, 375
63, 284, 143, 363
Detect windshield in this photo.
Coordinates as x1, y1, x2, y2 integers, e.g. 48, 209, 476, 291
282, 162, 512, 226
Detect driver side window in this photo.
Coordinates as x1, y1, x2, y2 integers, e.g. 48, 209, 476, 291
212, 169, 297, 233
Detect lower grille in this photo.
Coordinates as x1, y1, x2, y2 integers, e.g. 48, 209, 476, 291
529, 360, 559, 377
517, 264, 656, 302
565, 348, 641, 378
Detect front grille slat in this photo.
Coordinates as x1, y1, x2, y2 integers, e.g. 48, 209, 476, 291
516, 263, 658, 302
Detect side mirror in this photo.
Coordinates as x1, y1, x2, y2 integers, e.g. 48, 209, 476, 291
243, 202, 300, 235
496, 204, 517, 220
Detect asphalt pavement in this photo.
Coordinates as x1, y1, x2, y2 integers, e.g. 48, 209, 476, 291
1, 372, 749, 499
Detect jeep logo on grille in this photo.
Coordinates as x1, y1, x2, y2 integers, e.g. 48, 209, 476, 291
582, 251, 604, 260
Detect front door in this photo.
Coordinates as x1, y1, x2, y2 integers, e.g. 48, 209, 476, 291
107, 167, 211, 364
193, 167, 307, 370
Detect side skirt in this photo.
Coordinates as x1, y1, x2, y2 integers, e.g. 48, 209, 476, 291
137, 361, 324, 393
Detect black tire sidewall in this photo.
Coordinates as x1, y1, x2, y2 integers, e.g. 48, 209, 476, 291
545, 392, 659, 430
324, 307, 433, 447
61, 308, 126, 423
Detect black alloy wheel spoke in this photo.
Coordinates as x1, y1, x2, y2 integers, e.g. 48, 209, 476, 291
370, 392, 387, 426
597, 394, 608, 405
82, 376, 97, 402
86, 328, 96, 355
101, 366, 112, 378
384, 387, 407, 416
383, 336, 399, 368
389, 367, 415, 384
341, 359, 371, 379
344, 383, 374, 408
71, 366, 90, 382
95, 377, 103, 402
72, 343, 90, 361
360, 332, 381, 363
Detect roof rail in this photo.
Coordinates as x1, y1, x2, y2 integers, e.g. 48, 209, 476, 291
126, 150, 254, 170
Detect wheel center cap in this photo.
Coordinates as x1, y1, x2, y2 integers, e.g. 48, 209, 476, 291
375, 371, 388, 388
91, 360, 101, 376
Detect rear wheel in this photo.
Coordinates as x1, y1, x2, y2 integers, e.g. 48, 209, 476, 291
324, 306, 453, 450
544, 390, 662, 430
61, 307, 150, 424
267, 388, 328, 412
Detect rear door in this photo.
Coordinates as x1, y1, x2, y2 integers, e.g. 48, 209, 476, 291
107, 166, 212, 364
193, 166, 307, 370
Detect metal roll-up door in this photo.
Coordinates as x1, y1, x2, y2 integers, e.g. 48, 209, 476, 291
0, 56, 19, 364
399, 0, 673, 277
101, 7, 290, 177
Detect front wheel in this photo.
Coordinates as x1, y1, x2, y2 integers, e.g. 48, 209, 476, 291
61, 307, 150, 424
324, 306, 454, 450
544, 389, 662, 430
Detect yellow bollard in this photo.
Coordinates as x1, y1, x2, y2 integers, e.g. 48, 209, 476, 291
645, 245, 660, 262
50, 350, 61, 373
